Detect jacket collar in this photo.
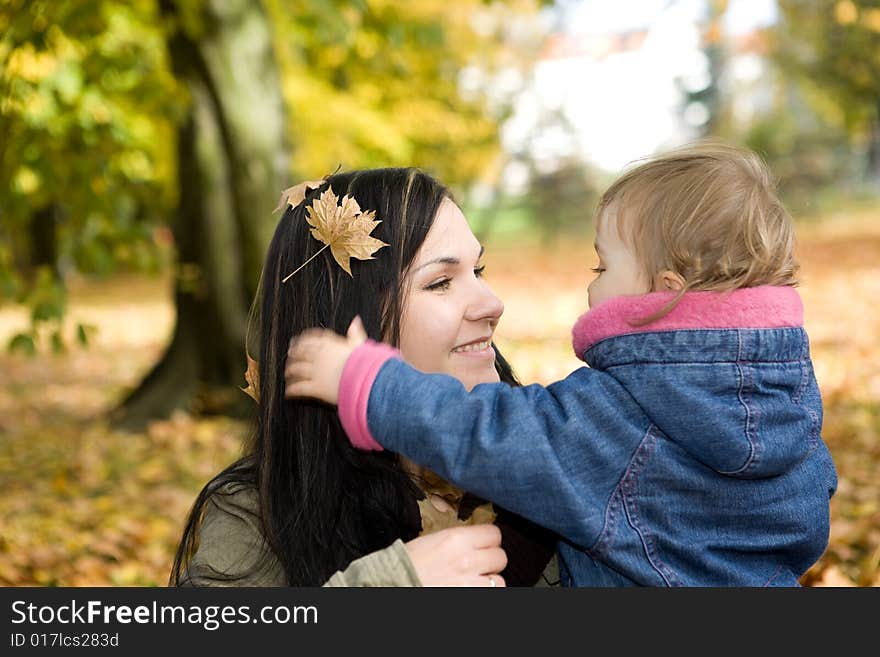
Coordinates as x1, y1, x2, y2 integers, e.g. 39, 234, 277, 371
572, 285, 804, 360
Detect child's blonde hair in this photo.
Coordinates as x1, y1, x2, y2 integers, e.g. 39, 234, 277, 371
597, 139, 799, 320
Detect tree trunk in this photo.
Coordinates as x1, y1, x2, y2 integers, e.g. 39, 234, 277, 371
29, 203, 59, 279
12, 203, 61, 284
112, 0, 287, 431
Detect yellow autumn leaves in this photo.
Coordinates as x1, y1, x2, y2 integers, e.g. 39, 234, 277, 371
835, 0, 880, 31
281, 185, 389, 282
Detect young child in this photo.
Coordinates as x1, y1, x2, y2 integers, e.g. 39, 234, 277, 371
285, 141, 838, 586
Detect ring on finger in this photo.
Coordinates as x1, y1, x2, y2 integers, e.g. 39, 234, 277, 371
488, 576, 496, 588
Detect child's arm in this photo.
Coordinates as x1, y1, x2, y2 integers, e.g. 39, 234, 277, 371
286, 319, 648, 549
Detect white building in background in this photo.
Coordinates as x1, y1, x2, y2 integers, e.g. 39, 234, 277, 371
498, 0, 778, 193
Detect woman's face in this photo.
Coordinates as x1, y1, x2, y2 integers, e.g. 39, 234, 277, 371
398, 198, 504, 392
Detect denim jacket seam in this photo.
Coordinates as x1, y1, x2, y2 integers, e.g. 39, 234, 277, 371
587, 486, 623, 560
721, 329, 761, 476
803, 403, 821, 458
587, 423, 651, 559
794, 340, 821, 455
790, 336, 810, 405
762, 565, 785, 586
618, 425, 683, 586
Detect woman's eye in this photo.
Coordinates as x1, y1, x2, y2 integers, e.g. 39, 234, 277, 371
474, 265, 486, 278
425, 278, 451, 291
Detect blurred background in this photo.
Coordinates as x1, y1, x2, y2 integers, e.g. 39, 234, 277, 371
0, 0, 877, 586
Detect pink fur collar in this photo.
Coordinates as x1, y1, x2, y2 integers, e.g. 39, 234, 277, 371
572, 285, 803, 360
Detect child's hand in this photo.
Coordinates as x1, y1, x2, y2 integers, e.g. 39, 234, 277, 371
285, 316, 368, 405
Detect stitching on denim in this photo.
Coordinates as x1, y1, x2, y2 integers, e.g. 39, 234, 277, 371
604, 361, 802, 374
802, 340, 821, 453
745, 343, 763, 472
619, 426, 683, 586
588, 489, 620, 558
791, 338, 821, 455
722, 330, 759, 476
586, 421, 653, 559
762, 565, 785, 587
587, 423, 651, 559
791, 333, 810, 405
805, 403, 821, 454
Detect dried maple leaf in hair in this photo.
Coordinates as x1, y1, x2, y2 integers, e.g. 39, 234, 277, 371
283, 186, 388, 281
307, 187, 389, 276
241, 354, 260, 403
273, 179, 324, 213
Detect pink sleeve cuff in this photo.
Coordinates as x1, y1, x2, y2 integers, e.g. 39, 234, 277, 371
337, 340, 400, 451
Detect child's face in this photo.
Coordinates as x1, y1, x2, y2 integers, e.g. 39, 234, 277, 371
397, 198, 504, 392
588, 204, 651, 308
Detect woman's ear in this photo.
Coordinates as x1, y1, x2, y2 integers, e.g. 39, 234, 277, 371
653, 269, 685, 291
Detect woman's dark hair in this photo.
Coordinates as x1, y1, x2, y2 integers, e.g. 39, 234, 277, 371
171, 168, 519, 585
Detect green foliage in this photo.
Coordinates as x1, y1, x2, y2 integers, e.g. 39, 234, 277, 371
712, 1, 880, 211
0, 0, 182, 351
6, 265, 69, 355
773, 0, 880, 176
742, 97, 860, 214
776, 0, 880, 125
8, 333, 36, 357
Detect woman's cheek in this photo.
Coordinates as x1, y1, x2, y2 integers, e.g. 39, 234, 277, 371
401, 303, 457, 373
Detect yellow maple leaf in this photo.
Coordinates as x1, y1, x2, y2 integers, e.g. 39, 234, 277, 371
304, 187, 389, 277
240, 354, 259, 403
273, 179, 325, 213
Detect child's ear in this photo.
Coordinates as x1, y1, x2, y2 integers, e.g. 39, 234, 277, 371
653, 270, 685, 292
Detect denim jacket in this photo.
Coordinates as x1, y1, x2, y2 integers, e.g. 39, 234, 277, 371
341, 286, 837, 586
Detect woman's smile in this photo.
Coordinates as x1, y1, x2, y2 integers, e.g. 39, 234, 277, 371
451, 337, 495, 358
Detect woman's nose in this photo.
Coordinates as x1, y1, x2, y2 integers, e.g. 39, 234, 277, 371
466, 282, 504, 324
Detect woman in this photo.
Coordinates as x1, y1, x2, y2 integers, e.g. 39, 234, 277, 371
171, 168, 555, 586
